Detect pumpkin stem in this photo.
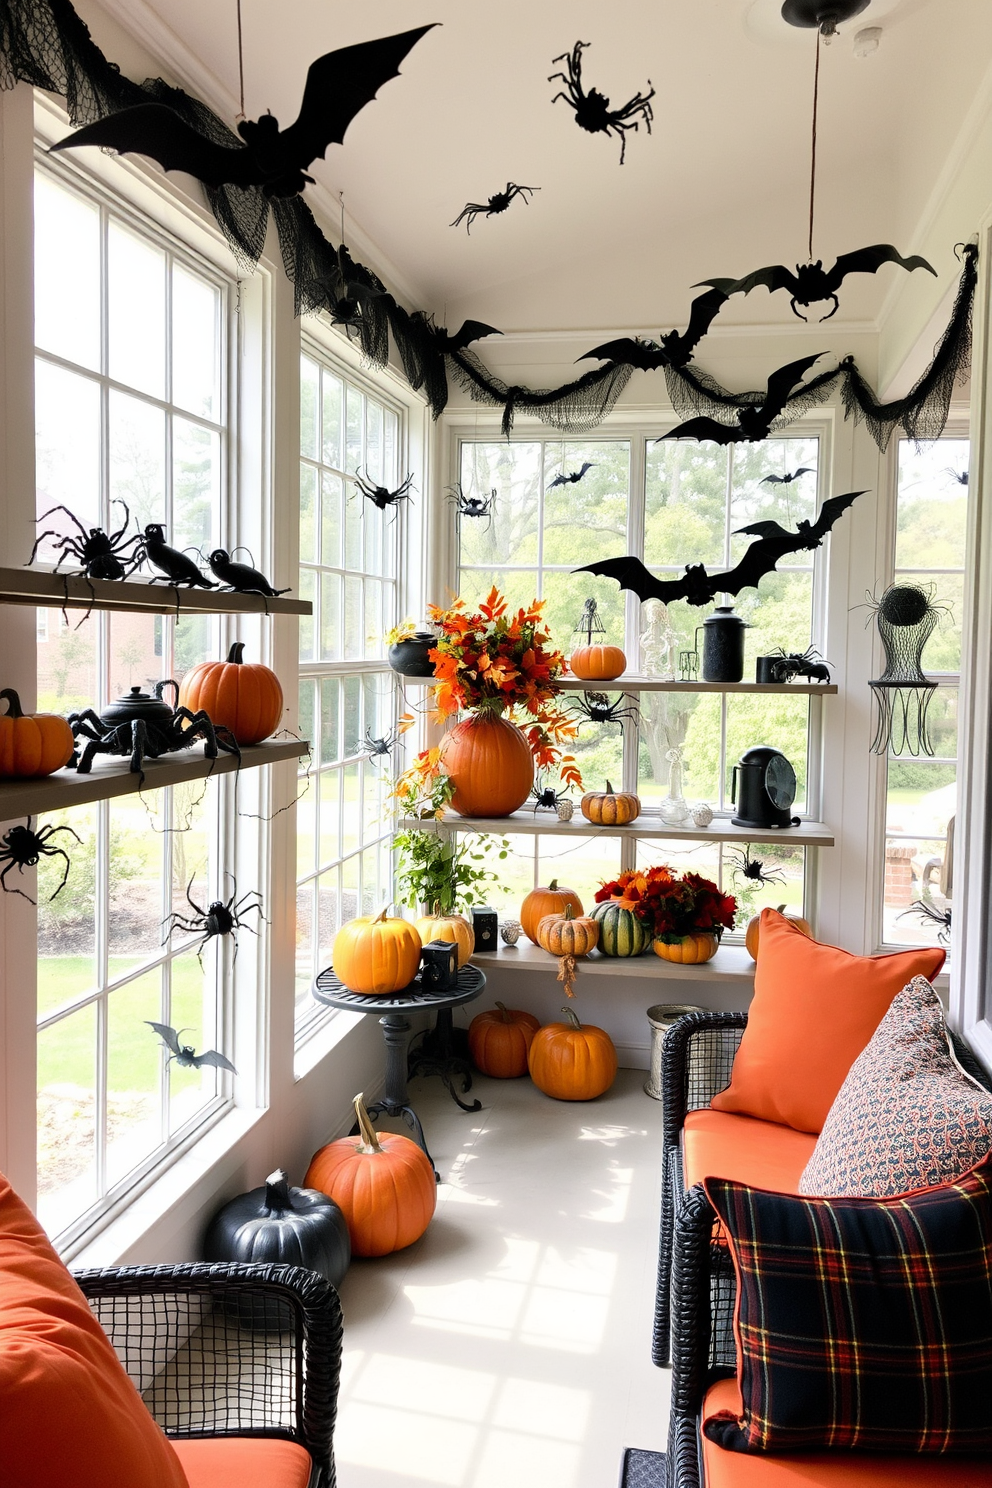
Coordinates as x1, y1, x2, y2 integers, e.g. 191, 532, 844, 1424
776, 904, 787, 913
0, 688, 24, 718
496, 1000, 512, 1022
227, 641, 246, 664
353, 1092, 384, 1154
562, 904, 575, 921
605, 780, 614, 793
264, 1169, 291, 1212
548, 878, 559, 891
561, 1006, 582, 1028
371, 906, 391, 924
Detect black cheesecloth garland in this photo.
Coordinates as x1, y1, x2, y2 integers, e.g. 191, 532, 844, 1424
0, 0, 977, 445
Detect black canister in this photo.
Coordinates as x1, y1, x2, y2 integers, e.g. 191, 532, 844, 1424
696, 607, 749, 683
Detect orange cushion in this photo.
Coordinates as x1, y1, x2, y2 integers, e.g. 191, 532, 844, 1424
700, 1378, 992, 1486
683, 1109, 817, 1193
0, 1172, 188, 1488
173, 1438, 313, 1488
710, 911, 945, 1133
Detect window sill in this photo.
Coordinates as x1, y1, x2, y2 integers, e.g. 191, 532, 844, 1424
294, 1007, 365, 1080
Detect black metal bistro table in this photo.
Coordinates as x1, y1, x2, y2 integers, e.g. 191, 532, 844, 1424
313, 964, 486, 1179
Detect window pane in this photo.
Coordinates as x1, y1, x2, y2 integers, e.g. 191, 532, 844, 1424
106, 968, 164, 1187
730, 438, 819, 563
321, 676, 340, 763
726, 693, 810, 813
168, 951, 220, 1131
300, 464, 317, 564
173, 418, 220, 555
35, 362, 101, 546
895, 439, 968, 570
645, 441, 728, 569
296, 883, 315, 1010
459, 442, 542, 567
110, 390, 166, 531
301, 356, 319, 459
319, 769, 341, 867
321, 472, 343, 568
346, 386, 364, 473
537, 835, 622, 914
317, 868, 340, 970
108, 793, 166, 969
542, 441, 629, 567
320, 571, 341, 660
34, 175, 100, 370
37, 608, 98, 714
322, 371, 344, 470
172, 266, 220, 420
37, 805, 99, 1013
37, 1000, 98, 1236
108, 222, 166, 399
299, 569, 315, 661
641, 694, 720, 808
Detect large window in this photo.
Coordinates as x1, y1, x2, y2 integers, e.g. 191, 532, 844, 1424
880, 436, 968, 949
456, 434, 820, 923
295, 350, 404, 1037
32, 165, 235, 1243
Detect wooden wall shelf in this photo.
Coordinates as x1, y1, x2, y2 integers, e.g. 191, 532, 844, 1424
397, 672, 836, 695
0, 566, 311, 617
0, 739, 309, 819
408, 811, 834, 847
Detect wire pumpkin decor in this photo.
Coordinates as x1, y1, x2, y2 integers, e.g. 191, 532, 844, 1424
865, 583, 948, 757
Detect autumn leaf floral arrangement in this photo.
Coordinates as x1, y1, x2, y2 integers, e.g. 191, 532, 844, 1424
394, 587, 581, 820
596, 866, 737, 965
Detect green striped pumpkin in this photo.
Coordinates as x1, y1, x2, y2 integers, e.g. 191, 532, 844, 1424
591, 901, 651, 957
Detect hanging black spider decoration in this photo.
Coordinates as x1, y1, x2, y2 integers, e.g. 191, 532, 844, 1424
549, 41, 655, 165
767, 646, 832, 684
0, 817, 81, 903
945, 468, 968, 487
353, 469, 416, 516
530, 780, 571, 813
569, 690, 641, 732
357, 713, 413, 764
447, 484, 498, 532
145, 1022, 237, 1074
161, 873, 265, 967
205, 548, 291, 598
727, 845, 786, 889
451, 183, 539, 234
30, 499, 145, 581
898, 899, 952, 946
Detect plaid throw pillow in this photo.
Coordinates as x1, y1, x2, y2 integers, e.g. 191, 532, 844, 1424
703, 1155, 992, 1455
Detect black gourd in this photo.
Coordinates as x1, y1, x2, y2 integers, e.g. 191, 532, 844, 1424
204, 1168, 350, 1291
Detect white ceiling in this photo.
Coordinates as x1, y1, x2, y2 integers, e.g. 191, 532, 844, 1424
101, 0, 992, 334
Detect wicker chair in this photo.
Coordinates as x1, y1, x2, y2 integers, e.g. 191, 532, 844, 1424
73, 1261, 343, 1488
652, 1008, 992, 1370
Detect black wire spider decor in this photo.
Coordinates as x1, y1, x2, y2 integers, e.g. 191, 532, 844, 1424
549, 41, 655, 164
864, 583, 949, 756
766, 645, 832, 684
451, 183, 539, 234
161, 873, 266, 967
530, 778, 571, 813
899, 898, 952, 946
447, 484, 498, 532
357, 713, 413, 765
727, 844, 786, 889
353, 468, 416, 517
0, 817, 81, 903
569, 690, 641, 733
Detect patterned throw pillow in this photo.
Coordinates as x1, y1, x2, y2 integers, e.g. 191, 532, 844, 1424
702, 1157, 992, 1455
799, 976, 992, 1197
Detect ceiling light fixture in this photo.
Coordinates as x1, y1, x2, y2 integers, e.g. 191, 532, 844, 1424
781, 0, 871, 38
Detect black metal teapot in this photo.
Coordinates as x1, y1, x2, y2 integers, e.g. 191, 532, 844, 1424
99, 681, 179, 727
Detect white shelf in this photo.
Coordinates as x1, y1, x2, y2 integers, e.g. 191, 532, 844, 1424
0, 565, 310, 617
470, 939, 756, 984
408, 811, 834, 847
398, 671, 836, 696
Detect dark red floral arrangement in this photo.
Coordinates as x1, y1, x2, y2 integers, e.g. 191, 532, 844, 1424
596, 866, 737, 943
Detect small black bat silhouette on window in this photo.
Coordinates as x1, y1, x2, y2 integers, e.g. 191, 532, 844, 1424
146, 1022, 237, 1074
548, 463, 596, 489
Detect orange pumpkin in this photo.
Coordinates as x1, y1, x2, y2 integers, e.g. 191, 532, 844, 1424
745, 905, 812, 961
520, 879, 584, 944
178, 641, 283, 745
415, 911, 475, 967
569, 644, 626, 681
438, 710, 534, 817
468, 1002, 541, 1078
654, 932, 720, 965
581, 781, 640, 826
536, 904, 600, 957
332, 908, 422, 995
304, 1092, 436, 1256
528, 1007, 618, 1101
0, 688, 73, 777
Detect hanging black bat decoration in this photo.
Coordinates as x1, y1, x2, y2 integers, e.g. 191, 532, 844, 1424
429, 318, 503, 352
760, 468, 814, 487
575, 489, 867, 607
659, 355, 823, 446
451, 183, 539, 234
699, 244, 936, 322
549, 41, 654, 164
549, 463, 596, 489
580, 287, 728, 371
51, 26, 437, 199
146, 1022, 238, 1074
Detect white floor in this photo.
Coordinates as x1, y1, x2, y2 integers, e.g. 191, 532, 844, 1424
332, 1067, 672, 1488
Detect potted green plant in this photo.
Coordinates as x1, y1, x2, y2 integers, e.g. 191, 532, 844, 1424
394, 823, 507, 967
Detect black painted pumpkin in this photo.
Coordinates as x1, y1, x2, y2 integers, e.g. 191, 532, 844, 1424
204, 1169, 350, 1326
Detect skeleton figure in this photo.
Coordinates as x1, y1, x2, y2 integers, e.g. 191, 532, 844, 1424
639, 599, 678, 680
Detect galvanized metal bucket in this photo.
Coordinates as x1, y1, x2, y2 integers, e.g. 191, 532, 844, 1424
644, 1003, 705, 1100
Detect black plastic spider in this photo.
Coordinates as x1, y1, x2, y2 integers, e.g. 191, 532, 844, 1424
549, 41, 655, 164
727, 845, 786, 888
447, 484, 498, 532
530, 780, 571, 813
358, 714, 413, 765
353, 468, 416, 518
30, 499, 145, 580
899, 898, 952, 945
569, 690, 641, 732
0, 817, 81, 903
767, 646, 831, 684
451, 183, 538, 234
161, 873, 265, 966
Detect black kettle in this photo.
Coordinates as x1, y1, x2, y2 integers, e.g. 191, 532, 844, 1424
696, 606, 749, 683
731, 746, 800, 830
99, 680, 179, 727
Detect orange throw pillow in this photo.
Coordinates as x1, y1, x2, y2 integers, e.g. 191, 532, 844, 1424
710, 910, 945, 1134
0, 1173, 189, 1488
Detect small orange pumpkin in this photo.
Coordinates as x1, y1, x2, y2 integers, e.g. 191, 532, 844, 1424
745, 905, 812, 961
468, 1002, 541, 1078
569, 644, 627, 681
536, 904, 600, 957
332, 908, 422, 995
304, 1092, 436, 1256
528, 1007, 618, 1101
178, 642, 283, 745
0, 688, 73, 777
438, 710, 534, 817
581, 780, 640, 826
414, 910, 475, 967
520, 879, 584, 944
654, 932, 720, 965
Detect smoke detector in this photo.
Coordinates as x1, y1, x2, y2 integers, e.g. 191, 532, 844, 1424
853, 24, 883, 55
